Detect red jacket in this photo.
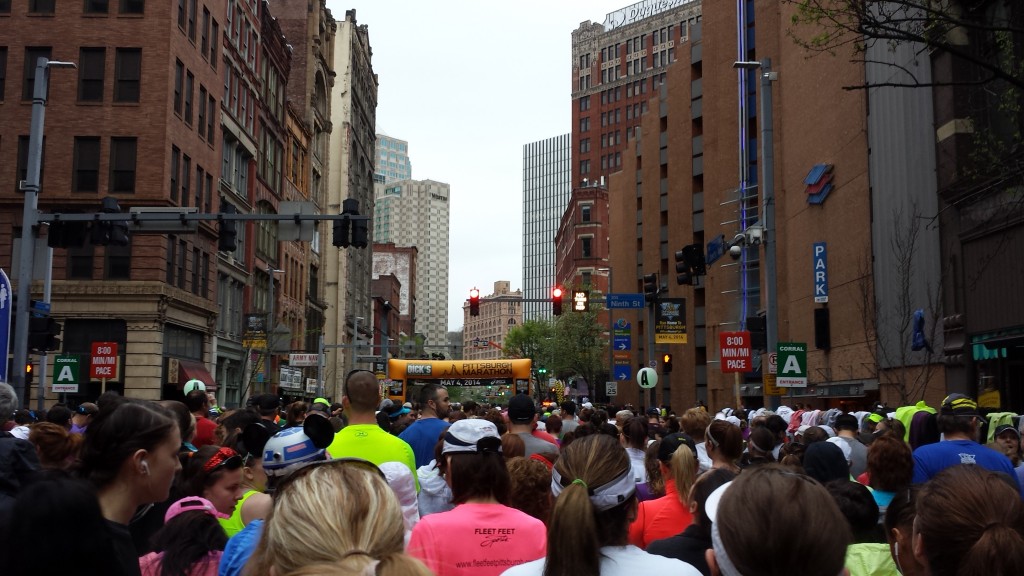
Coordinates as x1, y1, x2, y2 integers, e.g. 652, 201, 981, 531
628, 478, 694, 548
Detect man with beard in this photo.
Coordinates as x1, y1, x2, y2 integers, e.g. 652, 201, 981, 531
400, 384, 452, 468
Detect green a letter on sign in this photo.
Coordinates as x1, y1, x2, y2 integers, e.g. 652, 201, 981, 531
776, 342, 807, 387
52, 355, 81, 393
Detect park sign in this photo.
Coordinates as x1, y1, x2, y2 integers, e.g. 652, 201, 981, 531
776, 342, 808, 387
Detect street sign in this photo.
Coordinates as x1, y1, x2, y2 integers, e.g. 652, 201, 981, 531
572, 290, 590, 312
777, 342, 808, 387
52, 355, 80, 393
612, 334, 631, 350
637, 367, 659, 389
768, 352, 778, 374
90, 341, 119, 380
31, 299, 50, 318
289, 353, 319, 367
0, 268, 11, 382
606, 381, 618, 396
606, 293, 646, 309
706, 234, 726, 266
719, 331, 752, 373
613, 361, 631, 381
813, 242, 829, 303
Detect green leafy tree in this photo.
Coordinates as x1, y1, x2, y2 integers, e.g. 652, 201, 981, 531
503, 319, 555, 369
550, 309, 607, 394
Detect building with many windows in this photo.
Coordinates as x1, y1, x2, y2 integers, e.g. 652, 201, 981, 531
522, 133, 571, 322
374, 179, 450, 351
462, 281, 523, 361
375, 133, 411, 183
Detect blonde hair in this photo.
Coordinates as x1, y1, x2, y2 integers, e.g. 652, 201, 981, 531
245, 463, 428, 576
669, 444, 698, 505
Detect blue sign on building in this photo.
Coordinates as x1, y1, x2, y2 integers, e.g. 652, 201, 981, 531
613, 335, 631, 351
813, 242, 828, 303
613, 363, 632, 381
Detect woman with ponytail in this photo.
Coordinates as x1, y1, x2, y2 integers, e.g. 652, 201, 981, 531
502, 433, 700, 576
408, 419, 546, 576
913, 465, 1024, 576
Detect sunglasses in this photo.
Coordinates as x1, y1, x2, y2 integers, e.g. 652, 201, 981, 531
202, 447, 243, 474
271, 458, 387, 500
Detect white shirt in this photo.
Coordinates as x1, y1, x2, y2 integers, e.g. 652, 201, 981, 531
501, 545, 702, 576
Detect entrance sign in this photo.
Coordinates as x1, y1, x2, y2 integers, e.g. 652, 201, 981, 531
776, 342, 808, 387
719, 331, 752, 373
53, 355, 80, 393
90, 342, 119, 380
637, 367, 658, 389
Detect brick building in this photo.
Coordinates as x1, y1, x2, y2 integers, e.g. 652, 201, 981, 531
462, 281, 523, 361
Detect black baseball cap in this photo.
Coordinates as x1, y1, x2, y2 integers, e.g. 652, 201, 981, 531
658, 432, 697, 462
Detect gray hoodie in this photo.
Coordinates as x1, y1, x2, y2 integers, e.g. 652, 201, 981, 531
416, 460, 453, 518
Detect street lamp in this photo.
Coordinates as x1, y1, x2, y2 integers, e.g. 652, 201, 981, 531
734, 58, 779, 406
11, 58, 77, 405
597, 266, 614, 400
266, 267, 284, 395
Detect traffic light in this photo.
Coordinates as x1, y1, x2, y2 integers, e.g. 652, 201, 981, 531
333, 198, 358, 248
350, 200, 369, 249
25, 363, 33, 388
663, 353, 673, 373
47, 219, 88, 249
537, 367, 548, 376
675, 244, 706, 285
218, 201, 238, 252
746, 315, 767, 351
643, 273, 659, 302
28, 316, 62, 352
91, 196, 129, 246
552, 286, 564, 316
469, 287, 480, 316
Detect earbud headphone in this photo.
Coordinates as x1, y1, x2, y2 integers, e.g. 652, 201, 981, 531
141, 460, 150, 475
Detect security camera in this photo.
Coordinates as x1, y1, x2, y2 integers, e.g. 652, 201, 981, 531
729, 245, 743, 259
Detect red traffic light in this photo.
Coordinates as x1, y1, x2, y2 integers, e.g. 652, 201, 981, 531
469, 287, 481, 317
552, 287, 563, 298
469, 288, 480, 299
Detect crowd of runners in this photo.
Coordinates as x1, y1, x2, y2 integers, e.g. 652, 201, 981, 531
1, 373, 1023, 576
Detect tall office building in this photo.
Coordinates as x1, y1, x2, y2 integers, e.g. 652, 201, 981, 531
374, 180, 451, 351
522, 134, 572, 321
571, 0, 703, 188
375, 134, 412, 183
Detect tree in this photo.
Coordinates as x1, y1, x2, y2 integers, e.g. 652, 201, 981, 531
550, 309, 607, 398
503, 319, 555, 370
786, 0, 1024, 90
857, 203, 944, 406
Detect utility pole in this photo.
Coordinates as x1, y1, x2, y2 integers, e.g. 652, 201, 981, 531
12, 57, 76, 405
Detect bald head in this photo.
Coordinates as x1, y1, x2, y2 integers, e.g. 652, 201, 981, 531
343, 371, 380, 414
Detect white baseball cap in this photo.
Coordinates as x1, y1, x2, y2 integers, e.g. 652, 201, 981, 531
183, 379, 207, 395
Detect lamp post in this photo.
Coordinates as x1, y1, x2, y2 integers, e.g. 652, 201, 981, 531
734, 58, 778, 406
11, 58, 77, 405
597, 266, 614, 403
266, 266, 283, 395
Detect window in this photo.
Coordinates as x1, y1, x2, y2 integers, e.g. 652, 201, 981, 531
68, 245, 94, 280
177, 0, 185, 28
581, 237, 593, 258
72, 137, 100, 192
0, 48, 8, 101
210, 20, 219, 69
194, 165, 203, 209
181, 155, 191, 206
0, 1, 9, 13
29, 0, 54, 13
23, 47, 52, 100
105, 243, 131, 279
184, 71, 193, 124
166, 236, 176, 284
201, 8, 210, 57
16, 135, 45, 191
78, 48, 105, 101
109, 137, 137, 193
177, 239, 187, 289
191, 247, 201, 294
173, 60, 183, 114
581, 204, 592, 222
206, 94, 215, 140
170, 146, 180, 202
84, 0, 109, 14
188, 0, 197, 42
119, 0, 143, 14
197, 86, 207, 140
204, 173, 213, 212
114, 48, 140, 103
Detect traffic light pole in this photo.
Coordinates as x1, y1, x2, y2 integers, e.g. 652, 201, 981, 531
12, 58, 75, 406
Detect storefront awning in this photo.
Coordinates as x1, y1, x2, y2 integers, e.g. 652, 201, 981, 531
178, 359, 217, 392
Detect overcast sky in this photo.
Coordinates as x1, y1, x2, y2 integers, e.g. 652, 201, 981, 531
325, 0, 629, 331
